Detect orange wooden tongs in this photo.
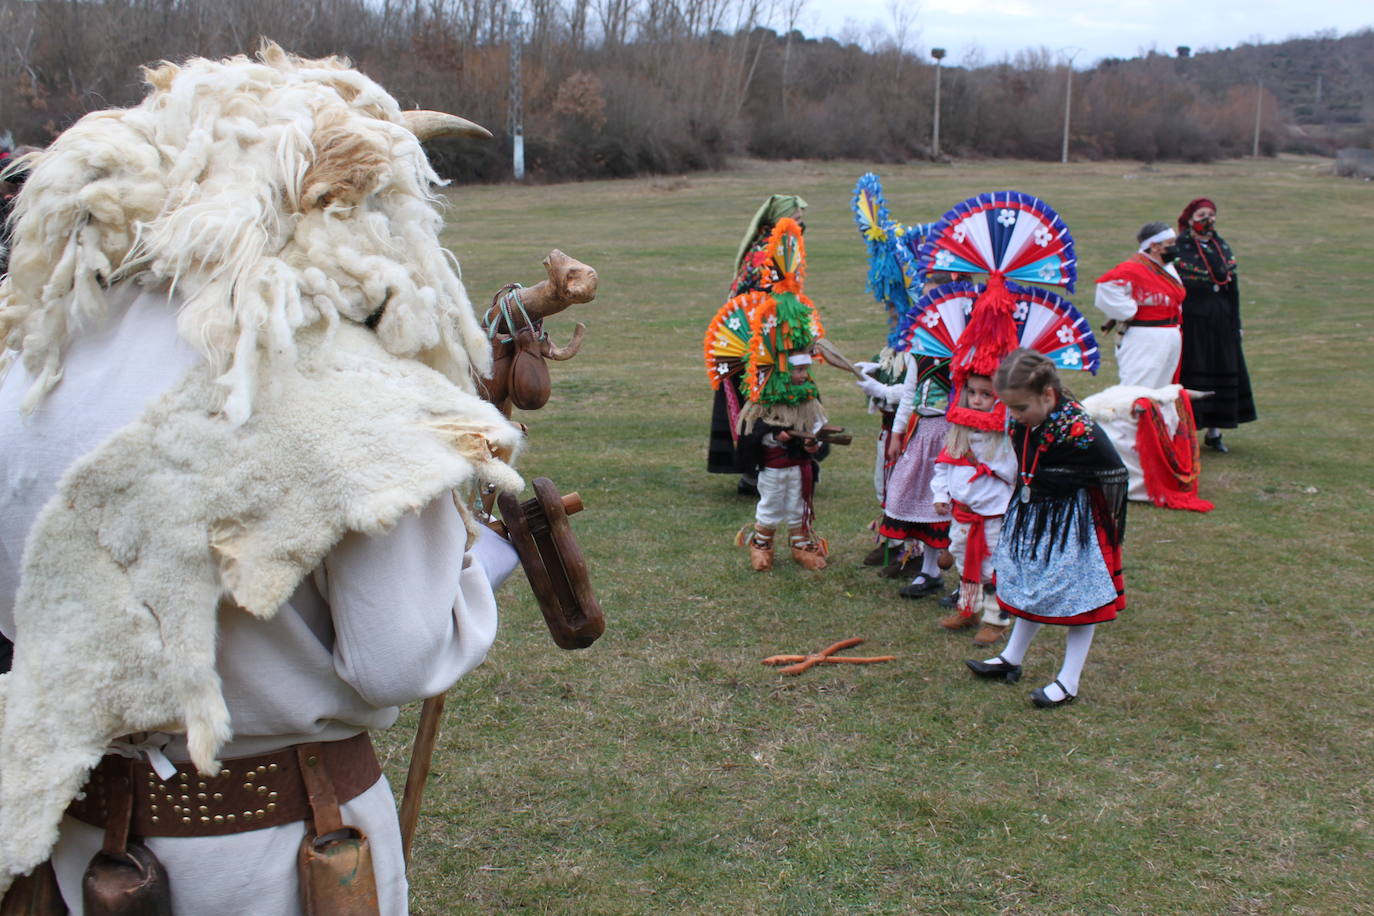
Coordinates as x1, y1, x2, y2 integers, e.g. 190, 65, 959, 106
762, 637, 896, 676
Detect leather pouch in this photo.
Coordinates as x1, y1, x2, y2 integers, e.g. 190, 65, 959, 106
509, 326, 551, 410
81, 759, 172, 916
295, 744, 378, 916
0, 860, 65, 916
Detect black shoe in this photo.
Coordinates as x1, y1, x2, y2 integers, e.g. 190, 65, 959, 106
898, 573, 943, 599
964, 656, 1022, 683
1030, 678, 1077, 708
937, 589, 960, 608
736, 476, 760, 496
1203, 433, 1228, 454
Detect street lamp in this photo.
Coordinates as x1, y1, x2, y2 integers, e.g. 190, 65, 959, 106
931, 48, 946, 160
1060, 47, 1081, 164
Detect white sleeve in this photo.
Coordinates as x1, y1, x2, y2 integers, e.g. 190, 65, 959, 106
1094, 280, 1138, 321
983, 435, 1019, 485
930, 461, 951, 505
323, 496, 501, 707
890, 353, 918, 435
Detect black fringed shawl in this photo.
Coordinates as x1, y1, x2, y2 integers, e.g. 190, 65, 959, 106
1005, 395, 1128, 557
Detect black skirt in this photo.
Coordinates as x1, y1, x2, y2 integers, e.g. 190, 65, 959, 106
1179, 283, 1256, 428
707, 385, 740, 474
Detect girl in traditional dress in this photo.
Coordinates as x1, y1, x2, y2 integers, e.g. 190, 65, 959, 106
1175, 197, 1256, 453
965, 349, 1128, 708
930, 373, 1017, 645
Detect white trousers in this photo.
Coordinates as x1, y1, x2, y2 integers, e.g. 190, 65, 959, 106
755, 465, 806, 530
1116, 326, 1181, 389
950, 516, 1007, 625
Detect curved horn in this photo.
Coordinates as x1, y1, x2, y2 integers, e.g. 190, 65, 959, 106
542, 323, 587, 361
403, 110, 493, 142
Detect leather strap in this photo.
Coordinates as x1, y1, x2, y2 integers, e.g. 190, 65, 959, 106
68, 733, 379, 838
101, 757, 134, 855
295, 743, 343, 837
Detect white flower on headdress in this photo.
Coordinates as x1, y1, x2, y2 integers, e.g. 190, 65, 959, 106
1061, 349, 1082, 367
1013, 301, 1030, 321
726, 316, 742, 331
997, 208, 1017, 227
952, 224, 968, 243
1057, 325, 1077, 344
763, 315, 778, 332
921, 310, 942, 328
716, 362, 730, 376
1038, 263, 1059, 281
935, 250, 955, 269
1034, 226, 1053, 247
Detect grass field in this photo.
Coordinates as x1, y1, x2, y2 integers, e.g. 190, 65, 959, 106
380, 156, 1373, 915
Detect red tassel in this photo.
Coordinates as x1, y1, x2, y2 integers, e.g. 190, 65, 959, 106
955, 273, 1020, 384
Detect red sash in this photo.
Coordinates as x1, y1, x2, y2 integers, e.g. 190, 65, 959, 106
1097, 255, 1184, 325
1133, 395, 1213, 513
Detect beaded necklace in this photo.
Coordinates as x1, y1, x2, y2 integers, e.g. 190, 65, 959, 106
1017, 423, 1046, 504
1191, 234, 1232, 291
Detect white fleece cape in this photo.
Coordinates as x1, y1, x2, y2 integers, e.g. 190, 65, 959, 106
1082, 383, 1183, 503
0, 321, 523, 891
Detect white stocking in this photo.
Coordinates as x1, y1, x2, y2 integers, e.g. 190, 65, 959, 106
921, 544, 941, 577
993, 619, 1040, 666
1043, 624, 1096, 700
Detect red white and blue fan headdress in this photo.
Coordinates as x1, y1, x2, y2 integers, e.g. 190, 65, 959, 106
897, 281, 1099, 376
907, 192, 1081, 383
914, 190, 1077, 291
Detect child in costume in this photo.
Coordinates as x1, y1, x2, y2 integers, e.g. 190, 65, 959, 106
899, 190, 1093, 620
707, 194, 807, 493
733, 218, 830, 571
849, 174, 938, 572
880, 338, 953, 595
965, 348, 1128, 707
930, 373, 1017, 645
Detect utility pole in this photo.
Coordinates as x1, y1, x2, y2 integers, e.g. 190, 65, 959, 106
1252, 78, 1262, 158
508, 12, 525, 181
930, 48, 946, 160
1060, 48, 1081, 164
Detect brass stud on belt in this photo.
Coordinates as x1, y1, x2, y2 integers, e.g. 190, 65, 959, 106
306, 755, 318, 767
268, 763, 279, 773
255, 809, 265, 819
199, 805, 209, 814
151, 816, 159, 823
198, 781, 207, 790
219, 769, 231, 779
213, 792, 223, 802
242, 783, 254, 791
181, 816, 191, 824
200, 816, 210, 823
180, 795, 190, 803
266, 803, 277, 813
214, 815, 224, 824
197, 792, 207, 801
268, 791, 278, 801
227, 814, 236, 823
257, 786, 267, 796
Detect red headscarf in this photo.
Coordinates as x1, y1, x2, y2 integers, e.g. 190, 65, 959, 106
1178, 197, 1216, 232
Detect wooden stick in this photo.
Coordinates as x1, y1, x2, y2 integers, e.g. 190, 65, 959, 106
399, 692, 446, 866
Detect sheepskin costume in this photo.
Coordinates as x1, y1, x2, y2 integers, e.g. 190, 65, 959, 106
0, 44, 522, 890
1081, 383, 1183, 502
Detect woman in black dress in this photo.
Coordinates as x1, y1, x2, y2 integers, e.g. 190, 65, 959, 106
1175, 198, 1256, 453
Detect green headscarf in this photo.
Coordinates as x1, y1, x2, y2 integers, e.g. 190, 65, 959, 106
733, 194, 808, 276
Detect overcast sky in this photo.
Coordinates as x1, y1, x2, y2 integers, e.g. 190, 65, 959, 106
795, 0, 1372, 67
